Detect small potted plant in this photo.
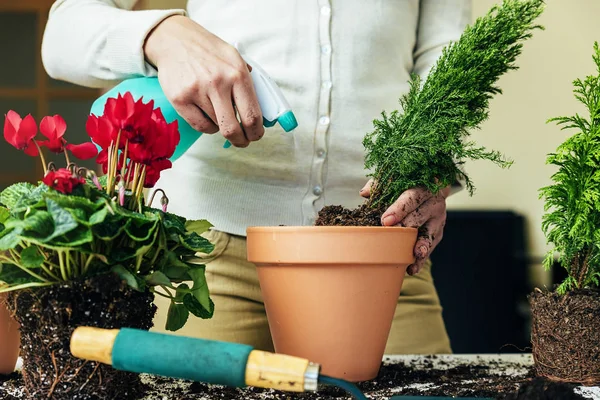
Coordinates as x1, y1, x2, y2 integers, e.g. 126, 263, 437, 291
247, 0, 545, 382
533, 42, 600, 386
0, 92, 215, 399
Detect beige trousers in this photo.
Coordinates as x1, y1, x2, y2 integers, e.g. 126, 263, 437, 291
152, 230, 452, 354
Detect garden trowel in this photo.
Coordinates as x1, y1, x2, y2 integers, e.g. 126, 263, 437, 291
90, 44, 298, 159
70, 327, 367, 398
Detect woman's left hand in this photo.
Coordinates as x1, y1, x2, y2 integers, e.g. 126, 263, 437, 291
360, 180, 451, 276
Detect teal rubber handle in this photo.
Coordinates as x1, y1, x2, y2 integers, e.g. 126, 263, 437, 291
111, 328, 254, 388
391, 397, 494, 399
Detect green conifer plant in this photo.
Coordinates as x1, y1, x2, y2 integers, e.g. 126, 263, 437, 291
539, 42, 600, 294
363, 0, 545, 209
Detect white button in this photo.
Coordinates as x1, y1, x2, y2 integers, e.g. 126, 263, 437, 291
316, 149, 326, 158
321, 44, 331, 55
322, 80, 332, 89
319, 116, 330, 125
313, 186, 323, 196
321, 6, 331, 16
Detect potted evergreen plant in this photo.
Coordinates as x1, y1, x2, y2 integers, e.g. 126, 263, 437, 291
533, 42, 600, 386
247, 0, 545, 382
0, 92, 215, 399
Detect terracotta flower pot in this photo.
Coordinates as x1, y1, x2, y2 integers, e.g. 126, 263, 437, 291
0, 294, 20, 375
247, 226, 417, 382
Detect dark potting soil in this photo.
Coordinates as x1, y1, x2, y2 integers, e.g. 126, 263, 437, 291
315, 204, 384, 227
1, 355, 591, 399
5, 273, 157, 400
530, 288, 600, 385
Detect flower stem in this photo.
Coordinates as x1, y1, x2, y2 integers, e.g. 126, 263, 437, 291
152, 287, 175, 300
121, 140, 129, 180
58, 251, 68, 281
107, 130, 122, 197
39, 262, 61, 281
2, 252, 51, 283
137, 166, 147, 213
64, 150, 71, 167
82, 254, 95, 276
34, 141, 47, 175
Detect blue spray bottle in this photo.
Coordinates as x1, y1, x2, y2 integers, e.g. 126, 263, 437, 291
90, 47, 298, 161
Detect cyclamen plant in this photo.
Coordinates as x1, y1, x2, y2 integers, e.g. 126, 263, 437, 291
540, 42, 600, 294
0, 92, 214, 331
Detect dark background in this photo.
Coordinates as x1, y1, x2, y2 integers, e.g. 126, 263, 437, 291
430, 210, 535, 354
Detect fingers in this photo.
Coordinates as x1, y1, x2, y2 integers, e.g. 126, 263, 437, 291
212, 90, 249, 148
360, 179, 374, 198
406, 215, 446, 276
381, 187, 433, 226
173, 103, 219, 134
232, 76, 264, 142
400, 195, 446, 228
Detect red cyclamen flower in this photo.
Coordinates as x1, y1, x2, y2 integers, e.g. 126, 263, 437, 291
104, 92, 154, 145
144, 159, 172, 188
65, 143, 98, 160
42, 168, 85, 194
37, 115, 67, 153
37, 115, 98, 160
3, 110, 38, 156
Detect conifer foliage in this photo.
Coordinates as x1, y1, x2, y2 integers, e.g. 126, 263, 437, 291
540, 43, 600, 294
363, 0, 545, 208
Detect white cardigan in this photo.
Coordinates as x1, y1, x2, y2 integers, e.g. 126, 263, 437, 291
42, 0, 470, 236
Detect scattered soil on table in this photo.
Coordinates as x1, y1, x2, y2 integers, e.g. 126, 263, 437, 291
5, 272, 156, 400
315, 204, 384, 227
501, 377, 587, 399
530, 288, 600, 385
3, 355, 590, 399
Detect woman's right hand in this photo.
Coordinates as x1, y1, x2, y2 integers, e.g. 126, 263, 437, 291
143, 16, 264, 148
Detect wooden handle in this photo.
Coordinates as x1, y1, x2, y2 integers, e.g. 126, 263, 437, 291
70, 327, 119, 365
245, 350, 312, 392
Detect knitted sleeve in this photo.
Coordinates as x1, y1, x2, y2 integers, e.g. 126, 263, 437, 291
41, 0, 186, 88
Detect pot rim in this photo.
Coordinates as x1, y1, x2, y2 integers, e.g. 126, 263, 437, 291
247, 226, 418, 234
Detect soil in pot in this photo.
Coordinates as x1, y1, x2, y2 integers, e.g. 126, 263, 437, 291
314, 204, 384, 227
6, 272, 157, 400
530, 288, 600, 385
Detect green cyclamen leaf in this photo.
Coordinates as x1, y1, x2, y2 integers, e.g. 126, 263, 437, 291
93, 214, 129, 240
144, 271, 173, 287
11, 185, 49, 214
111, 265, 143, 292
44, 199, 78, 241
20, 246, 44, 269
89, 207, 108, 225
6, 210, 54, 238
161, 211, 187, 234
0, 228, 22, 251
125, 214, 159, 242
165, 302, 189, 331
0, 263, 40, 285
0, 183, 36, 209
43, 192, 100, 214
179, 232, 215, 254
47, 226, 93, 247
188, 266, 210, 311
0, 207, 9, 224
184, 220, 213, 236
183, 293, 214, 319
174, 283, 190, 302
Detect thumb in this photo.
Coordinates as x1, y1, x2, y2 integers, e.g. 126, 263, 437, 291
360, 179, 374, 198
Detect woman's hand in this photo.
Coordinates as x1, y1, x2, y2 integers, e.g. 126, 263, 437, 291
361, 180, 450, 275
144, 15, 264, 148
